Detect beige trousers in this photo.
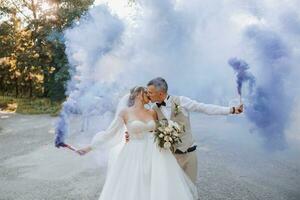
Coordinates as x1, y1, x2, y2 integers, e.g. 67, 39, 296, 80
174, 151, 198, 183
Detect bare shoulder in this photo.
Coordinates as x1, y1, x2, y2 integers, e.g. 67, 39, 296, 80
148, 109, 158, 120
119, 108, 129, 119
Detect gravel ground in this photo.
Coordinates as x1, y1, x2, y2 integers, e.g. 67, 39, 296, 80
0, 112, 299, 200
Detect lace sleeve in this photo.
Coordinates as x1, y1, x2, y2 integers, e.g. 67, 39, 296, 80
90, 115, 125, 150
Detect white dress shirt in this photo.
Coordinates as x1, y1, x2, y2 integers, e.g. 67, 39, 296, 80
159, 95, 231, 119
155, 95, 231, 150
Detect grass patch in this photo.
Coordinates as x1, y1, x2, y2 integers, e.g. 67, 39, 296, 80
0, 96, 63, 116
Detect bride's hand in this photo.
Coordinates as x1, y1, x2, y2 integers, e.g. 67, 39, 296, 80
76, 146, 92, 156
125, 131, 130, 143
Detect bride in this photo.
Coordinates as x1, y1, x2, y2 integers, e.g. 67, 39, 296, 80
77, 86, 198, 200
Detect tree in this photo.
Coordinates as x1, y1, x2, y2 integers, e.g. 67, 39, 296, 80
0, 0, 94, 100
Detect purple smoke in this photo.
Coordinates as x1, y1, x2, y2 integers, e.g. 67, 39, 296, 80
244, 25, 291, 150
53, 1, 299, 152
228, 57, 256, 96
54, 6, 124, 148
55, 98, 79, 147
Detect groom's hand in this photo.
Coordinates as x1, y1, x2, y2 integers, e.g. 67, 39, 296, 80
231, 104, 243, 114
236, 104, 243, 114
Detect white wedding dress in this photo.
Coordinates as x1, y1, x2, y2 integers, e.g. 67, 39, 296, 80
91, 116, 198, 200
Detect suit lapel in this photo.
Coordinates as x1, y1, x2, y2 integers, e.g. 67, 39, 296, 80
153, 104, 167, 120
169, 96, 176, 120
153, 96, 177, 120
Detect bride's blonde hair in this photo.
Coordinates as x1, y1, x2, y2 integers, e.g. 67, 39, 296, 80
128, 86, 146, 107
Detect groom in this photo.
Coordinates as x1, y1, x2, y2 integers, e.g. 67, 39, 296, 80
145, 77, 243, 183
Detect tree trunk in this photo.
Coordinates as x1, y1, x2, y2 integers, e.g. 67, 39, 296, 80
15, 77, 18, 98
0, 77, 3, 96
29, 78, 33, 98
43, 70, 49, 97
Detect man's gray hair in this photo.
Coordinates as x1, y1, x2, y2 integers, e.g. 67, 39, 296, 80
147, 77, 168, 92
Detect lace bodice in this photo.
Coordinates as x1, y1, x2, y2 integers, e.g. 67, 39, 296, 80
126, 120, 156, 139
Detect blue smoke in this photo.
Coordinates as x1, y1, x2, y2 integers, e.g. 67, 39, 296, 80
53, 0, 300, 151
54, 5, 124, 147
228, 57, 256, 96
244, 25, 291, 150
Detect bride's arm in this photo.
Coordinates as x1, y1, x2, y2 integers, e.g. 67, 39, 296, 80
90, 115, 125, 149
77, 111, 126, 156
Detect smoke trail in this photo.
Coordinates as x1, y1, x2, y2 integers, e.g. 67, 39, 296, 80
53, 0, 300, 151
55, 5, 125, 147
228, 57, 256, 96
228, 54, 291, 150
244, 25, 291, 150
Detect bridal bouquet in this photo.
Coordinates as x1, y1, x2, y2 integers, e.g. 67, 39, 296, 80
154, 119, 184, 152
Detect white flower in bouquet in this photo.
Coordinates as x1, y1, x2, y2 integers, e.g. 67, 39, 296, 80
164, 142, 171, 149
164, 136, 169, 141
158, 127, 164, 132
165, 127, 172, 133
154, 120, 184, 152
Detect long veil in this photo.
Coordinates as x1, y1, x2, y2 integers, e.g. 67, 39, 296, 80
91, 93, 130, 169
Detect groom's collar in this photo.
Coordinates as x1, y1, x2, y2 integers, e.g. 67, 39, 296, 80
164, 95, 171, 105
